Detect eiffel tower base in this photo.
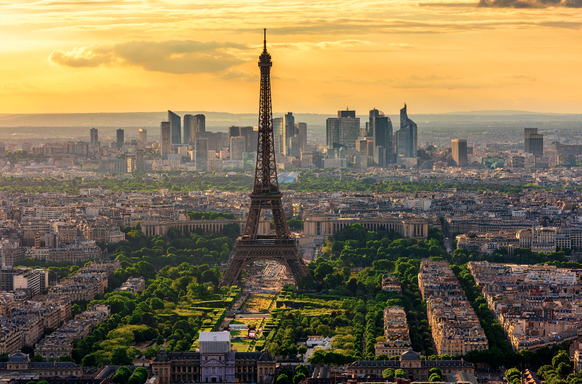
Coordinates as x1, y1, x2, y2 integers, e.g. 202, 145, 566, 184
219, 242, 308, 287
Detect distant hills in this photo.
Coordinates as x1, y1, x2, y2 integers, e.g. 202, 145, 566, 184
1, 110, 582, 129
0, 111, 581, 143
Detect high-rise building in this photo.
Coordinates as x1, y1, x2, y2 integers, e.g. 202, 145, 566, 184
0, 143, 5, 158
452, 139, 468, 166
116, 129, 124, 149
273, 117, 283, 153
326, 109, 360, 149
282, 112, 295, 156
184, 114, 205, 144
168, 110, 181, 144
368, 108, 382, 137
160, 122, 172, 157
195, 138, 208, 171
90, 128, 98, 147
229, 126, 257, 153
139, 129, 147, 144
296, 123, 307, 150
371, 109, 395, 165
524, 128, 543, 156
230, 136, 246, 161
241, 127, 257, 153
21, 143, 32, 152
396, 104, 418, 158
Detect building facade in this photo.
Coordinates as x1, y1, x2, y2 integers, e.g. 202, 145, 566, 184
151, 332, 276, 384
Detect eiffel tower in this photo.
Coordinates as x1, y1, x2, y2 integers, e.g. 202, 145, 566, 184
219, 30, 309, 287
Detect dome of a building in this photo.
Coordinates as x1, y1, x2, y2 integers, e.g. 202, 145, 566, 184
401, 348, 420, 361
8, 351, 29, 363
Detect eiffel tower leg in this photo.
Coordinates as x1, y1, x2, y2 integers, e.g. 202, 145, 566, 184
271, 200, 290, 239
220, 251, 246, 287
280, 247, 309, 282
243, 200, 261, 238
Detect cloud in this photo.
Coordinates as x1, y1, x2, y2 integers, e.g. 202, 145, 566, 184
418, 2, 476, 6
388, 73, 536, 89
271, 40, 374, 50
478, 0, 582, 7
49, 40, 249, 74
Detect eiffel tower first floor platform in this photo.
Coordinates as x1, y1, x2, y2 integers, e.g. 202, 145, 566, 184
219, 239, 309, 287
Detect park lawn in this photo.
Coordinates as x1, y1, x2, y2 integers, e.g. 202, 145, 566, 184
241, 294, 275, 312
231, 339, 252, 352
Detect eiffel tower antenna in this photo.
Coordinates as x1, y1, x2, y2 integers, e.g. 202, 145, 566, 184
219, 30, 309, 287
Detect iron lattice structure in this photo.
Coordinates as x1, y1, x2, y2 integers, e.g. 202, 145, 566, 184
219, 30, 309, 287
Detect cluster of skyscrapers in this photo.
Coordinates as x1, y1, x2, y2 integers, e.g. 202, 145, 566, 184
157, 110, 308, 171
326, 104, 418, 167
272, 112, 308, 158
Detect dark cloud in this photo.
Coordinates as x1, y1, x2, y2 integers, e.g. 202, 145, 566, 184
478, 0, 582, 8
49, 40, 249, 74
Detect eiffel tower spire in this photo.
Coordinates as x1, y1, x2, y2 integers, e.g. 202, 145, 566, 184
219, 30, 309, 287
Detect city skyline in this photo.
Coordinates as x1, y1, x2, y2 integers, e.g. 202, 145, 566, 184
1, 1, 581, 114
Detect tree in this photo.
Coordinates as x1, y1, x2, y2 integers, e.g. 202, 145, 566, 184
505, 368, 521, 384
558, 362, 571, 377
276, 374, 290, 384
429, 374, 442, 382
295, 364, 309, 378
395, 369, 406, 378
553, 350, 571, 369
57, 355, 74, 362
71, 303, 82, 317
293, 373, 306, 384
298, 346, 308, 359
382, 368, 395, 378
31, 354, 44, 362
111, 348, 133, 365
82, 353, 98, 367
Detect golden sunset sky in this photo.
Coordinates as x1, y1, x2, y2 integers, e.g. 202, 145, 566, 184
1, 0, 581, 114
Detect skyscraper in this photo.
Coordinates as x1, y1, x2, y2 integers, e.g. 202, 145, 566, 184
396, 104, 418, 158
195, 138, 208, 171
160, 122, 171, 157
240, 126, 257, 153
116, 129, 124, 149
452, 139, 468, 166
184, 114, 205, 144
524, 128, 543, 156
282, 112, 295, 156
168, 110, 181, 144
273, 117, 283, 153
368, 108, 382, 137
90, 128, 98, 147
230, 136, 246, 161
296, 123, 307, 150
326, 109, 360, 149
370, 109, 394, 165
139, 129, 147, 144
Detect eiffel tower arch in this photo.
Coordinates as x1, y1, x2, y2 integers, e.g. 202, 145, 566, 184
219, 30, 309, 288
